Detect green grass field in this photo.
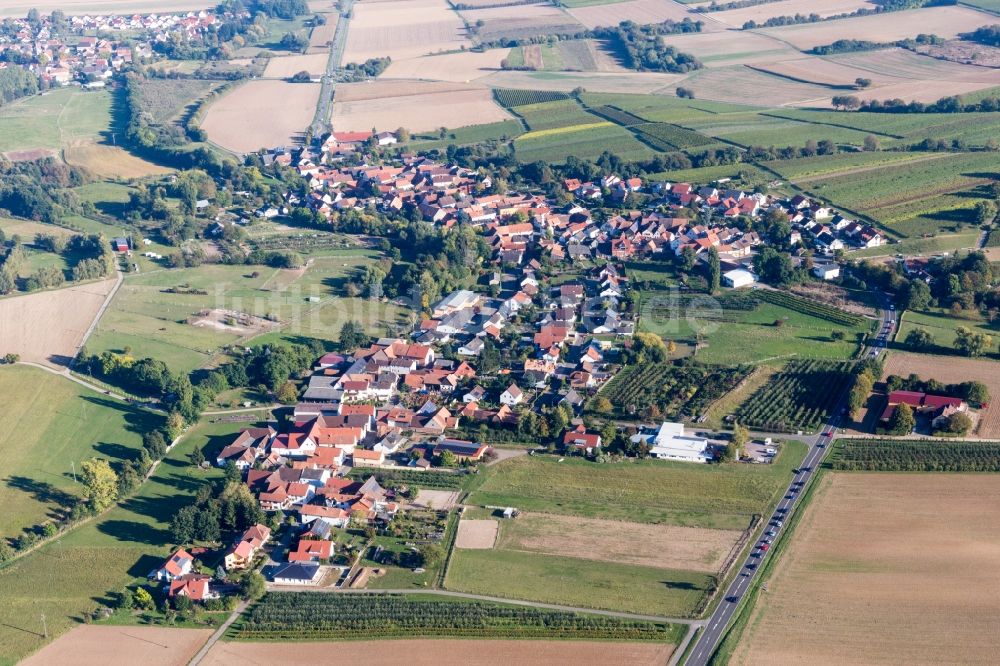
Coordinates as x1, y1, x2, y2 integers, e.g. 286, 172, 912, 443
0, 88, 111, 154
467, 443, 806, 530
851, 232, 981, 258
407, 119, 524, 150
0, 365, 163, 538
895, 309, 998, 350
641, 295, 870, 366
446, 548, 715, 617
88, 254, 403, 374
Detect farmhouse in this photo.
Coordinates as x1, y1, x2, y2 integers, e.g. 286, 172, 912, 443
632, 422, 712, 464
881, 390, 967, 426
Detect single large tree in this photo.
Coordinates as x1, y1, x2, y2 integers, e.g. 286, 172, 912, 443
887, 402, 915, 435
80, 458, 118, 512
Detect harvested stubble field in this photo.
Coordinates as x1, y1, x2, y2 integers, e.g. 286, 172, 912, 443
751, 55, 898, 89
757, 5, 996, 50
680, 65, 836, 106
344, 0, 470, 62
658, 30, 799, 67
883, 351, 1000, 438
204, 639, 674, 665
455, 518, 499, 549
568, 0, 700, 30
307, 13, 338, 52
201, 80, 319, 153
381, 49, 507, 82
0, 277, 115, 367
703, 0, 874, 28
64, 143, 172, 179
332, 81, 511, 132
20, 625, 212, 666
733, 473, 1000, 665
496, 511, 742, 573
262, 53, 330, 78
461, 3, 583, 42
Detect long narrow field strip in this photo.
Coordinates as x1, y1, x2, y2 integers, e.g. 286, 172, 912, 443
518, 120, 613, 140
333, 85, 512, 133
733, 473, 1000, 665
568, 0, 701, 30
21, 626, 212, 666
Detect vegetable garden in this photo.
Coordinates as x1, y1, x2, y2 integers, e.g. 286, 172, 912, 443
830, 439, 1000, 471
596, 362, 751, 420
230, 593, 679, 640
736, 359, 855, 432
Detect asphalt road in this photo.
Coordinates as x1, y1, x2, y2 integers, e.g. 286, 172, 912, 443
685, 296, 896, 666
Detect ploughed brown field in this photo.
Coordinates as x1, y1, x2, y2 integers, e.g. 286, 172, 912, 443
733, 473, 1000, 665
883, 352, 1000, 438
21, 625, 212, 666
203, 639, 674, 665
201, 80, 319, 153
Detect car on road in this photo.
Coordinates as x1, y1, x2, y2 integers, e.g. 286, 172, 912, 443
745, 562, 757, 570
760, 543, 770, 552
801, 466, 811, 472
726, 595, 740, 603
785, 494, 795, 500
766, 530, 777, 537
817, 442, 825, 448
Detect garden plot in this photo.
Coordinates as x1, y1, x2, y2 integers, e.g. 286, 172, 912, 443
703, 0, 875, 28
757, 5, 996, 51
733, 473, 1000, 665
569, 0, 702, 30
461, 3, 583, 42
344, 0, 470, 62
332, 81, 511, 132
201, 80, 319, 153
381, 49, 508, 82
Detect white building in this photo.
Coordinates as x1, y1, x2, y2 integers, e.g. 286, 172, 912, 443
812, 264, 841, 280
632, 422, 712, 464
500, 383, 523, 406
722, 269, 757, 289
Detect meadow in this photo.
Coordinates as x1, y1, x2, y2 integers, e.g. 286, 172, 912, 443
732, 473, 1000, 664
895, 308, 998, 352
0, 365, 162, 538
0, 88, 110, 156
467, 444, 805, 531
446, 548, 715, 617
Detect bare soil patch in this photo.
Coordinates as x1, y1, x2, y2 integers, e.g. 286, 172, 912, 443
455, 518, 500, 549
3, 148, 57, 161
64, 143, 172, 179
201, 80, 319, 153
189, 308, 281, 336
344, 0, 471, 62
758, 6, 995, 50
0, 278, 115, 367
461, 3, 583, 42
752, 55, 899, 88
308, 14, 339, 52
21, 625, 212, 666
263, 53, 330, 78
570, 0, 700, 30
203, 639, 673, 665
733, 473, 1000, 665
681, 65, 833, 106
883, 351, 1000, 438
332, 83, 511, 132
411, 488, 460, 510
498, 511, 743, 573
381, 49, 507, 82
912, 39, 1000, 68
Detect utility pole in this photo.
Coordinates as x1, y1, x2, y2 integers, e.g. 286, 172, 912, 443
41, 613, 47, 639
71, 461, 77, 484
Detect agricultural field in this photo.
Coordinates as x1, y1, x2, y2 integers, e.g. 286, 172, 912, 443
446, 548, 715, 617
0, 364, 161, 538
883, 351, 1000, 438
406, 119, 524, 150
757, 5, 995, 50
830, 438, 1000, 471
307, 12, 338, 52
735, 359, 856, 433
0, 277, 116, 367
332, 81, 511, 133
482, 68, 687, 94
20, 625, 212, 666
205, 639, 676, 665
229, 592, 681, 640
201, 80, 319, 153
136, 78, 221, 126
513, 121, 657, 162
732, 473, 1000, 665
568, 0, 697, 30
468, 444, 805, 530
461, 3, 583, 42
262, 53, 330, 78
0, 88, 110, 159
86, 253, 399, 374
655, 30, 800, 67
596, 362, 750, 421
343, 0, 470, 62
63, 144, 172, 179
381, 49, 508, 82
492, 511, 743, 573
702, 0, 875, 28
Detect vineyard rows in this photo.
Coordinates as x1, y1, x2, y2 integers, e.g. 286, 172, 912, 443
589, 105, 646, 127
598, 362, 750, 420
752, 289, 865, 327
494, 89, 569, 108
736, 359, 854, 433
231, 593, 675, 641
832, 439, 1000, 471
346, 468, 463, 490
634, 123, 715, 150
